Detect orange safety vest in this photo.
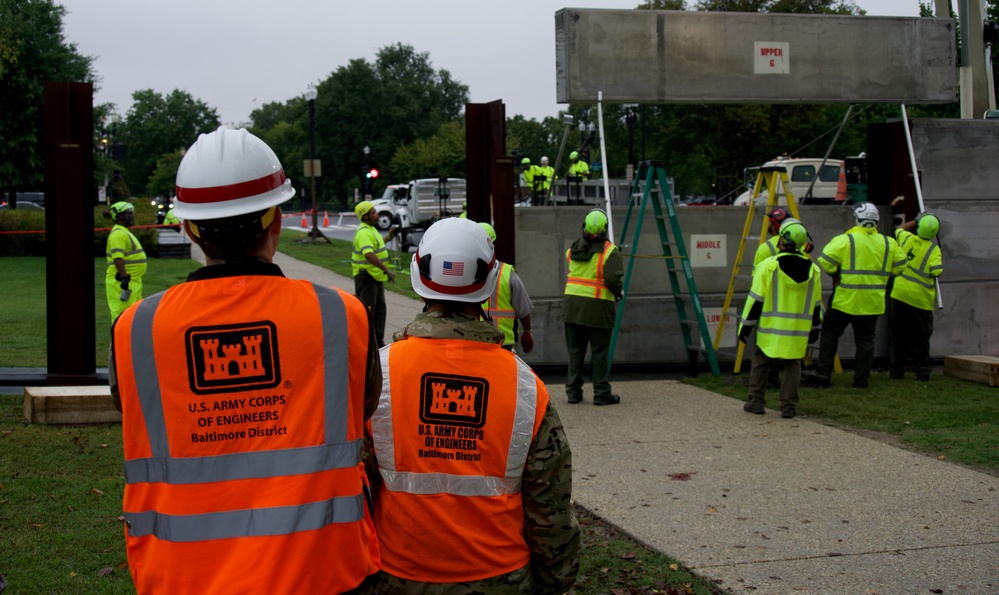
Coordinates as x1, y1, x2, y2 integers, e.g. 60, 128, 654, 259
370, 337, 549, 582
114, 276, 378, 594
564, 241, 616, 301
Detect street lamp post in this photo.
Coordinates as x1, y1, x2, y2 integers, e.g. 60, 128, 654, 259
362, 145, 370, 198
304, 85, 327, 242
109, 113, 120, 204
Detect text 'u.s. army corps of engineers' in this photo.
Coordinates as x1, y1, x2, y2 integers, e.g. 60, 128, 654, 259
188, 395, 289, 443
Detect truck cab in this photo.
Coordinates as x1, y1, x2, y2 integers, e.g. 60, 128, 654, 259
370, 184, 409, 230
369, 178, 467, 251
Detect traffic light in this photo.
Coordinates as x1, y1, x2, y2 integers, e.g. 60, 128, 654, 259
366, 168, 379, 180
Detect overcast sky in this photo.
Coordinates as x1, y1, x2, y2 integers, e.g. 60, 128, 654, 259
58, 0, 925, 126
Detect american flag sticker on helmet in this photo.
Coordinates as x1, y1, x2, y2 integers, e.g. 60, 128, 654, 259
442, 261, 464, 276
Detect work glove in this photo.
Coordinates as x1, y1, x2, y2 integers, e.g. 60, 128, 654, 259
738, 324, 752, 344
119, 274, 131, 291
520, 330, 534, 354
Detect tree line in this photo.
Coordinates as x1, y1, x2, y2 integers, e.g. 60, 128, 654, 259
2, 0, 995, 208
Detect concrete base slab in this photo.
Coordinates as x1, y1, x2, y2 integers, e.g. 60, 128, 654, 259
23, 386, 120, 425
944, 355, 999, 387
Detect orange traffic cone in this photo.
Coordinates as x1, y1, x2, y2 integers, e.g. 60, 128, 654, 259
835, 163, 848, 202
323, 211, 329, 227
301, 212, 307, 227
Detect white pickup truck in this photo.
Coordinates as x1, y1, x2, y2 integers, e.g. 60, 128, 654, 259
733, 157, 843, 206
369, 177, 467, 251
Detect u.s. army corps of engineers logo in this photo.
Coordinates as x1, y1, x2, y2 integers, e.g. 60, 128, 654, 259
185, 321, 281, 394
419, 372, 488, 428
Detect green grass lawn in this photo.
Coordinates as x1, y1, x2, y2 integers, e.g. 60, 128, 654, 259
683, 371, 999, 474
0, 257, 200, 368
278, 230, 420, 301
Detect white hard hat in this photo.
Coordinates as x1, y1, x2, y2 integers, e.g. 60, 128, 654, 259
540, 156, 549, 163
174, 127, 294, 220
853, 201, 880, 228
411, 218, 498, 303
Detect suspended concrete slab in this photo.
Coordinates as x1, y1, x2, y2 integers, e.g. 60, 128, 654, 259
556, 9, 957, 105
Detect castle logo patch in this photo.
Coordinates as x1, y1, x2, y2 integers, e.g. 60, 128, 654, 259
185, 321, 280, 394
419, 372, 488, 428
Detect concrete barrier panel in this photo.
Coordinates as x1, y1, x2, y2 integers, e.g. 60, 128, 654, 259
556, 9, 956, 104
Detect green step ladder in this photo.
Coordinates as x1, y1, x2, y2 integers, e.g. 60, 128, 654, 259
609, 161, 721, 377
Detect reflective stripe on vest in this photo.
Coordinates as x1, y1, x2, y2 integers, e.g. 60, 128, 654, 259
371, 347, 538, 496
486, 262, 517, 345
122, 284, 364, 541
565, 242, 615, 301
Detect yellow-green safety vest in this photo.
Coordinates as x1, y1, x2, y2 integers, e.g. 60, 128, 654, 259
485, 262, 517, 345
564, 242, 617, 301
740, 255, 822, 359
753, 236, 780, 270
817, 227, 906, 315
568, 161, 590, 180
352, 222, 389, 282
106, 224, 147, 279
890, 228, 943, 311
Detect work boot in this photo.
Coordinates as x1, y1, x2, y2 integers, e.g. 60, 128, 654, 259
803, 374, 830, 389
593, 394, 621, 406
852, 378, 869, 389
743, 402, 765, 415
567, 393, 583, 404
781, 409, 796, 419
889, 369, 904, 380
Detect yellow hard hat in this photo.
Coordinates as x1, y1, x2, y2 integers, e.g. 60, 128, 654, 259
355, 200, 374, 218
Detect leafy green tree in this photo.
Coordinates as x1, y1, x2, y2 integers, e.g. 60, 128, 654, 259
389, 120, 467, 181
119, 89, 219, 198
249, 99, 309, 210
314, 43, 469, 206
0, 0, 94, 200
145, 149, 185, 198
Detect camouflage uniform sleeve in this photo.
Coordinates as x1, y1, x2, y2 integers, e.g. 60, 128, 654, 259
522, 401, 580, 594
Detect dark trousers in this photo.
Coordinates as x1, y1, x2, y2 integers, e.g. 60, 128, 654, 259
747, 345, 802, 413
889, 298, 934, 380
815, 307, 878, 384
565, 322, 612, 399
354, 271, 387, 348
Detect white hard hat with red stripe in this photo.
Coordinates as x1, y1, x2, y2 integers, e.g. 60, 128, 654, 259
411, 218, 499, 303
173, 127, 294, 220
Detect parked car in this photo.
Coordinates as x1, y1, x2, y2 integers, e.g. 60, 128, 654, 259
0, 201, 44, 210
732, 157, 843, 206
679, 195, 718, 207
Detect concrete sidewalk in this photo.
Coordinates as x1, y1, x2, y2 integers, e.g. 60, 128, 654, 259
266, 248, 998, 594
